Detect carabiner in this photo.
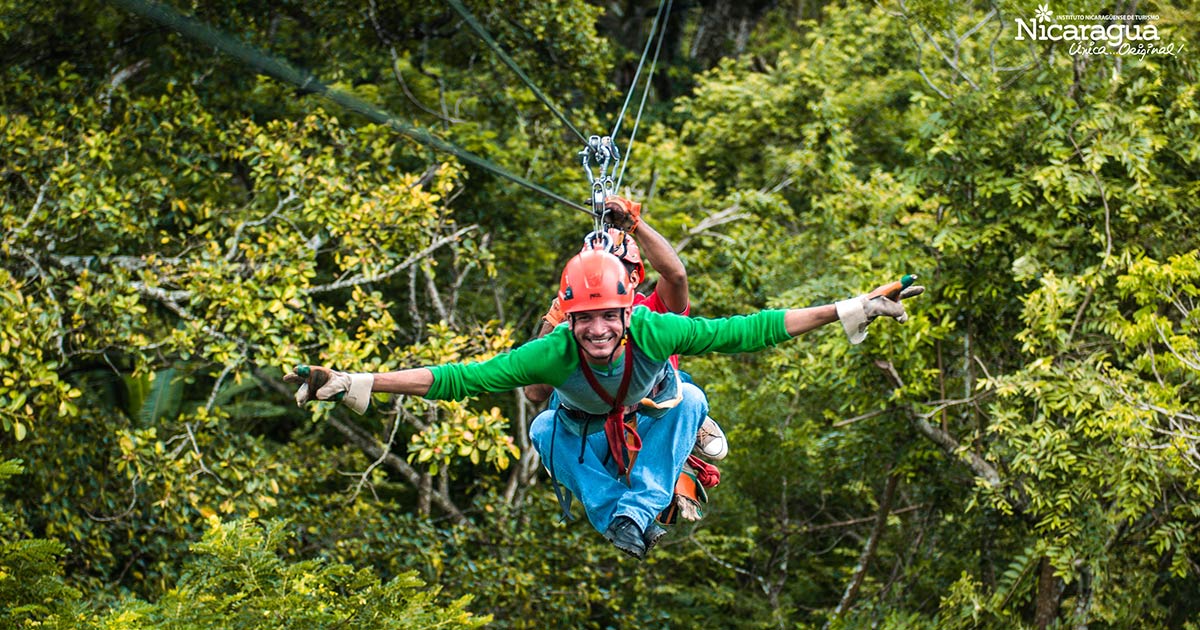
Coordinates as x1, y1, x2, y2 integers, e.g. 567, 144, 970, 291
582, 229, 614, 253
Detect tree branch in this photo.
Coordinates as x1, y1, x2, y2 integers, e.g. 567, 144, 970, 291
896, 0, 980, 92
782, 504, 924, 536
85, 474, 141, 522
101, 59, 150, 111
1065, 127, 1113, 259
875, 360, 1002, 487
956, 8, 996, 47
184, 421, 223, 484
325, 414, 468, 525
226, 191, 298, 262
685, 530, 774, 596
1153, 319, 1200, 372
903, 23, 952, 100
830, 471, 899, 622
366, 0, 465, 125
673, 203, 749, 253
833, 407, 890, 428
205, 359, 239, 412
503, 388, 541, 505
304, 225, 477, 294
12, 175, 52, 241
421, 263, 450, 322
26, 249, 181, 273
344, 405, 403, 503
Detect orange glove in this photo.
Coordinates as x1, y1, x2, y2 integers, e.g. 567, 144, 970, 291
542, 297, 566, 328
604, 196, 642, 233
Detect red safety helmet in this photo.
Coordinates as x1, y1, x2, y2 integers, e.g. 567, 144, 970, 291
558, 249, 635, 314
578, 229, 645, 283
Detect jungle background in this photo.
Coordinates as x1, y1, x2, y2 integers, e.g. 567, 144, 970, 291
2, 0, 1199, 627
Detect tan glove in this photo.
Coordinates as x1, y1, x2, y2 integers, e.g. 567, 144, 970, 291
836, 282, 925, 344
603, 196, 642, 233
283, 365, 374, 415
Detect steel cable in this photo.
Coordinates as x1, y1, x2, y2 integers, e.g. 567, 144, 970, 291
445, 0, 589, 145
609, 0, 669, 147
616, 0, 674, 192
110, 0, 592, 215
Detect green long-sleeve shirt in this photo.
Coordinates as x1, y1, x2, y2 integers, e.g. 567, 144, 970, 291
427, 308, 790, 415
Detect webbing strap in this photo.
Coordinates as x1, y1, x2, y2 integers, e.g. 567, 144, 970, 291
577, 340, 641, 480
686, 454, 720, 488
547, 416, 576, 522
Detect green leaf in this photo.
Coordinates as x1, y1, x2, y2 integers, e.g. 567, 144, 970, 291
139, 368, 182, 425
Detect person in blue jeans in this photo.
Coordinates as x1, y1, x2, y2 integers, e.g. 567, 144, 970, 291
529, 375, 708, 553
286, 249, 923, 559
524, 197, 726, 529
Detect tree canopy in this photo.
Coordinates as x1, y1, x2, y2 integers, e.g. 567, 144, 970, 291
2, 0, 1199, 627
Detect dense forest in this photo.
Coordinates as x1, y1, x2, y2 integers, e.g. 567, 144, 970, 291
2, 0, 1198, 627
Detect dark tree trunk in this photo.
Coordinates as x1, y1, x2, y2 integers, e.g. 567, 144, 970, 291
1034, 556, 1064, 629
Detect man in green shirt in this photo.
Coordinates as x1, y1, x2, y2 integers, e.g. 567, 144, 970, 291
287, 249, 923, 559
525, 196, 727, 527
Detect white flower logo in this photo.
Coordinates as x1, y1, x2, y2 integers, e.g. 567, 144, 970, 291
1035, 4, 1053, 21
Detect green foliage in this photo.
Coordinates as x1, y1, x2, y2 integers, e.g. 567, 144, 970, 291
647, 0, 1200, 626
134, 369, 183, 425
0, 459, 84, 629
409, 403, 520, 473
0, 269, 81, 441
97, 518, 488, 629
2, 0, 1200, 627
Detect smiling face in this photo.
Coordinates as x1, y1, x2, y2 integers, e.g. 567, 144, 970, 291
571, 307, 631, 363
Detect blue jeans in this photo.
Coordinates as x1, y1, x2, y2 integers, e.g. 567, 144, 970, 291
530, 382, 709, 534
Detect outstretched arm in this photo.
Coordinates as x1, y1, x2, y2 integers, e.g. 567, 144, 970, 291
284, 365, 432, 415
522, 299, 565, 404
287, 330, 573, 413
785, 304, 839, 336
636, 282, 925, 360
787, 282, 924, 339
372, 368, 434, 396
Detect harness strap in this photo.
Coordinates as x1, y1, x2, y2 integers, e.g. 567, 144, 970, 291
548, 414, 575, 522
577, 339, 641, 481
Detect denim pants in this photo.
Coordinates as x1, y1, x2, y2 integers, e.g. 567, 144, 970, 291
530, 381, 708, 534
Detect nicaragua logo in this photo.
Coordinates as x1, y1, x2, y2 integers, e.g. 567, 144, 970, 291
1014, 4, 1185, 58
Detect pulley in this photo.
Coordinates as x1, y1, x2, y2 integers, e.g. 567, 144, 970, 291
578, 135, 620, 231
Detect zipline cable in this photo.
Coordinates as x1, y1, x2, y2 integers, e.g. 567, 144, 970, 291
616, 0, 673, 193
110, 0, 593, 216
444, 0, 669, 212
609, 0, 668, 148
577, 3, 671, 224
444, 0, 589, 145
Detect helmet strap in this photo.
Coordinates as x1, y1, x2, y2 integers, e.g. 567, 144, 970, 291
606, 308, 631, 365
